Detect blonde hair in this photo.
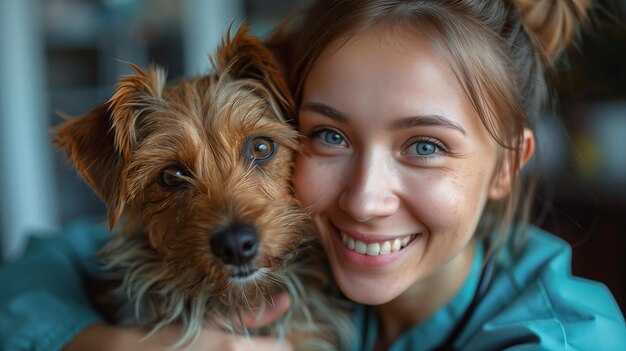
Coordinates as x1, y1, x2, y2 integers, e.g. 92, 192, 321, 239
268, 0, 590, 254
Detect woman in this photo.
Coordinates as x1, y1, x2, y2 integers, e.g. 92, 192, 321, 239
1, 0, 625, 350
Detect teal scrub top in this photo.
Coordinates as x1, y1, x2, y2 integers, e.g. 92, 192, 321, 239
0, 219, 107, 351
0, 219, 625, 350
351, 227, 626, 350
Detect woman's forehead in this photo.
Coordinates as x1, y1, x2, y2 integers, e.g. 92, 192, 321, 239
305, 24, 515, 149
304, 30, 476, 123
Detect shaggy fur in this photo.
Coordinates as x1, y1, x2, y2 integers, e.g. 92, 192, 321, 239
53, 26, 352, 350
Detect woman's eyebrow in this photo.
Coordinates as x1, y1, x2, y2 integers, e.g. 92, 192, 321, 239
301, 102, 466, 135
300, 102, 348, 123
391, 115, 467, 135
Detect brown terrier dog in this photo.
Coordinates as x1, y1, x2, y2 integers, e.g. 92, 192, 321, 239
53, 27, 352, 350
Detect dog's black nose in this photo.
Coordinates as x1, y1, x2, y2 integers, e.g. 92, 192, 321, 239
210, 224, 259, 266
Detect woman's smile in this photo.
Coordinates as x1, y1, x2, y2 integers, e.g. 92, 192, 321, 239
339, 231, 416, 256
331, 224, 423, 269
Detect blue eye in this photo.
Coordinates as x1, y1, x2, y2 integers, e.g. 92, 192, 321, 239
405, 138, 447, 158
322, 130, 345, 145
413, 142, 437, 155
312, 129, 347, 146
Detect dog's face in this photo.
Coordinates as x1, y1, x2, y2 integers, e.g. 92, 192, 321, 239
54, 28, 307, 294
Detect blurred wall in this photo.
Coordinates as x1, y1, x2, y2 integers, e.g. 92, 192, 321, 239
538, 0, 626, 315
0, 0, 59, 262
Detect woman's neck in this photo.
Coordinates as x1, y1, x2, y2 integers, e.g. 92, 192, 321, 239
374, 240, 476, 348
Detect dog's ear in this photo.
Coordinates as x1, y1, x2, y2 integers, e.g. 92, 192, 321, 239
53, 64, 166, 229
213, 25, 295, 121
108, 64, 167, 161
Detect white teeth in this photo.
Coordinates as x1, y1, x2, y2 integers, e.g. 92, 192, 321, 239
366, 243, 380, 256
348, 237, 355, 250
340, 231, 414, 256
380, 241, 391, 255
391, 239, 402, 252
401, 236, 410, 247
355, 241, 367, 254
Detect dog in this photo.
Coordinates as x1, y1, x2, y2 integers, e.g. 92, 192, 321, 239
53, 26, 352, 350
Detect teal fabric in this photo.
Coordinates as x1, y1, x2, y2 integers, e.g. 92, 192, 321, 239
351, 240, 484, 351
0, 221, 624, 350
351, 226, 626, 350
0, 219, 108, 351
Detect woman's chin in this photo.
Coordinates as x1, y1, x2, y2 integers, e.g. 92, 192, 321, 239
332, 267, 404, 305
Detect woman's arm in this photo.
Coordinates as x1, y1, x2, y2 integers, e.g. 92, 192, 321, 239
65, 292, 293, 351
0, 219, 293, 351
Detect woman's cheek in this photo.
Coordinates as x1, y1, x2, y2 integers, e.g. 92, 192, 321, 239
415, 172, 488, 232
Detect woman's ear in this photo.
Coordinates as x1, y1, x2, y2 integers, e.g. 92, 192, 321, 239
488, 128, 535, 200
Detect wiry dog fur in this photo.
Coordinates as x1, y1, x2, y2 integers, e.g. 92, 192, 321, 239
53, 27, 352, 350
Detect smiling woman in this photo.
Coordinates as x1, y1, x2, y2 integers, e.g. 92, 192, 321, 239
295, 26, 517, 310
275, 0, 625, 350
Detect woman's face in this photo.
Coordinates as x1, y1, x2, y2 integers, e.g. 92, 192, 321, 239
294, 29, 504, 305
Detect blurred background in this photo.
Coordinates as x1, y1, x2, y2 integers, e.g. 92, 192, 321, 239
0, 0, 624, 314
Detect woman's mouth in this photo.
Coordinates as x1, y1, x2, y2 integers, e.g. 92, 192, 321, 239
330, 227, 422, 269
340, 231, 416, 256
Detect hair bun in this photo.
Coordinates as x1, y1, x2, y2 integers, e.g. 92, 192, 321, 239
512, 0, 591, 62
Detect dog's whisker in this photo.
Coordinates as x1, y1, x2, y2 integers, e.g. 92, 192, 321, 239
267, 288, 276, 308
241, 287, 254, 314
253, 279, 275, 309
263, 271, 288, 287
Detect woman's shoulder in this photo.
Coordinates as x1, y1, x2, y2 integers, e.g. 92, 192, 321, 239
460, 226, 626, 350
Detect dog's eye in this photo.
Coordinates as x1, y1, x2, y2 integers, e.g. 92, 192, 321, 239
244, 137, 277, 164
158, 165, 189, 189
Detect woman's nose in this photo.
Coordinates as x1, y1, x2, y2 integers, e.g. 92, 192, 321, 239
338, 153, 400, 222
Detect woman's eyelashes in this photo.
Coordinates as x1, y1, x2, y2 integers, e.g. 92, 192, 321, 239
309, 127, 349, 150
402, 137, 450, 160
